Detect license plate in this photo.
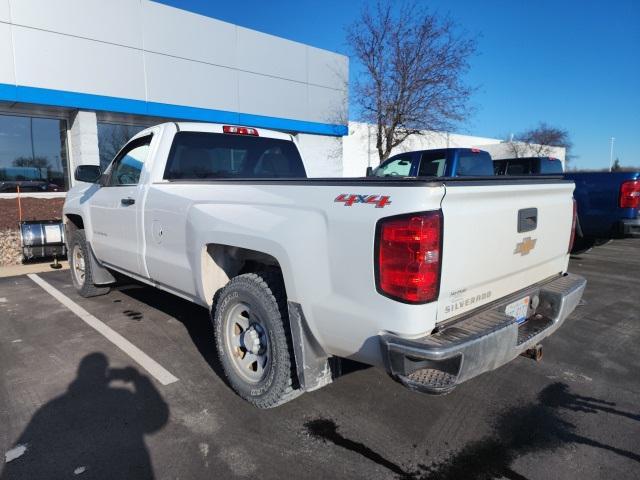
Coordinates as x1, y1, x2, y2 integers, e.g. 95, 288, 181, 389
505, 296, 530, 324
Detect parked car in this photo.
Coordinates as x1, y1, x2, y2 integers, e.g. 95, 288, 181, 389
0, 180, 62, 193
63, 123, 585, 408
494, 157, 640, 253
367, 147, 494, 177
0, 166, 63, 192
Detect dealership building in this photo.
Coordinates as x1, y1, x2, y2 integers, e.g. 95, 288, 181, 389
0, 0, 348, 226
0, 0, 566, 242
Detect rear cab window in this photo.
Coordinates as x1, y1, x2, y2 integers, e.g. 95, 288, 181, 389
164, 131, 306, 180
505, 159, 533, 175
456, 150, 494, 176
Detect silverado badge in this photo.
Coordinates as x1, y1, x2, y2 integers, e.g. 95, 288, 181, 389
514, 237, 537, 256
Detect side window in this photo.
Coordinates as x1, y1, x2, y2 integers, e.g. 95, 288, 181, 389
418, 153, 447, 177
373, 156, 413, 177
108, 136, 152, 186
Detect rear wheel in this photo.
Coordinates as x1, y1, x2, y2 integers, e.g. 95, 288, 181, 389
594, 238, 613, 247
69, 230, 110, 298
212, 272, 300, 408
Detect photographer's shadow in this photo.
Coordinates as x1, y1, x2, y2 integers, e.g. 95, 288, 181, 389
1, 353, 169, 480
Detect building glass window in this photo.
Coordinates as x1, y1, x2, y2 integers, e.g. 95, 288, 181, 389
0, 114, 69, 193
97, 123, 147, 171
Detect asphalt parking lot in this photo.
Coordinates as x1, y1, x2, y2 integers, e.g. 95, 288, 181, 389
1, 239, 639, 479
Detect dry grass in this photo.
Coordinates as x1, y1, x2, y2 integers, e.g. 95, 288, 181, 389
0, 229, 23, 266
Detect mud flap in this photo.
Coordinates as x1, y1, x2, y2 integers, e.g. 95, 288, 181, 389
86, 241, 116, 285
287, 302, 334, 392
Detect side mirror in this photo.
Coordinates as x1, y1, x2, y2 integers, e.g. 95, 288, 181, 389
365, 166, 373, 177
74, 165, 102, 183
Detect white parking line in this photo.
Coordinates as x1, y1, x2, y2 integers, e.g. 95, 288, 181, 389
27, 273, 179, 386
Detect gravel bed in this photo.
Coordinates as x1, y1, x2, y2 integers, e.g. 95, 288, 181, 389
0, 229, 23, 266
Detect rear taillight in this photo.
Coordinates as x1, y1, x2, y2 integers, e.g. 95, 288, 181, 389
376, 211, 442, 304
620, 180, 640, 209
568, 199, 577, 253
223, 125, 259, 136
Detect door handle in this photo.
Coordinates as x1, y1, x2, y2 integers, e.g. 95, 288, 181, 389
517, 207, 537, 233
121, 197, 135, 206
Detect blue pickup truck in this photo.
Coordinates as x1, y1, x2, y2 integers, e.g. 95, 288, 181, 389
493, 157, 640, 252
367, 147, 494, 177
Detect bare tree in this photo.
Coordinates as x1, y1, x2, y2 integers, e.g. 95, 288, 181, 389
504, 122, 573, 160
611, 158, 621, 172
347, 1, 476, 162
12, 156, 50, 169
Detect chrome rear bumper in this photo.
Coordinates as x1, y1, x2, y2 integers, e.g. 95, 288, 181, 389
380, 273, 587, 394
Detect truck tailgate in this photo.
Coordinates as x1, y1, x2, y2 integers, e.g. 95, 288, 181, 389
438, 180, 575, 322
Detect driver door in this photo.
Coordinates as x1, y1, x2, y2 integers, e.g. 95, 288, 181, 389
89, 135, 152, 277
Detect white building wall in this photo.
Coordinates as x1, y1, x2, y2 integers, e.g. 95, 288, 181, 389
482, 143, 566, 163
11, 25, 147, 100
296, 134, 343, 177
0, 1, 10, 22
0, 22, 14, 85
0, 0, 349, 130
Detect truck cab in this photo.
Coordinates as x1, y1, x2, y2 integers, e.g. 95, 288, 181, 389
369, 148, 494, 178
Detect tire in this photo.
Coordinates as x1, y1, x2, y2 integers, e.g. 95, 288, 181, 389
570, 236, 595, 255
212, 271, 300, 408
68, 230, 111, 298
594, 238, 613, 247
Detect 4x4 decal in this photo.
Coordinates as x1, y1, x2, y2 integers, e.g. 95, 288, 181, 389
334, 194, 392, 208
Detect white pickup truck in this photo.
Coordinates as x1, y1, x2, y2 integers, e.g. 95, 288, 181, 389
63, 122, 586, 408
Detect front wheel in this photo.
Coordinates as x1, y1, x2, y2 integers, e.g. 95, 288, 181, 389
69, 230, 110, 298
212, 272, 300, 408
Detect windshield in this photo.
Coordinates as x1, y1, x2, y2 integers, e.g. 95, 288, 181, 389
539, 158, 563, 174
372, 155, 413, 177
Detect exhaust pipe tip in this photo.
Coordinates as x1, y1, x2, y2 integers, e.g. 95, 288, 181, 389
521, 344, 543, 362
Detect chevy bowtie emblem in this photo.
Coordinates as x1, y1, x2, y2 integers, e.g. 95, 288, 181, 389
514, 237, 537, 256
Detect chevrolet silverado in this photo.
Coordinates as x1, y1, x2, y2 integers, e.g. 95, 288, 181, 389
63, 122, 586, 408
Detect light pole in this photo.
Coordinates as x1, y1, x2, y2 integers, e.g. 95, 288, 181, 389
609, 137, 615, 171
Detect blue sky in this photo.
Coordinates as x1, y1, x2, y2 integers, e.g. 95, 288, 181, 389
156, 0, 639, 169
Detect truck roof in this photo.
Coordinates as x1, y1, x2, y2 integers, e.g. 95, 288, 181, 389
391, 147, 489, 157
134, 122, 295, 142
